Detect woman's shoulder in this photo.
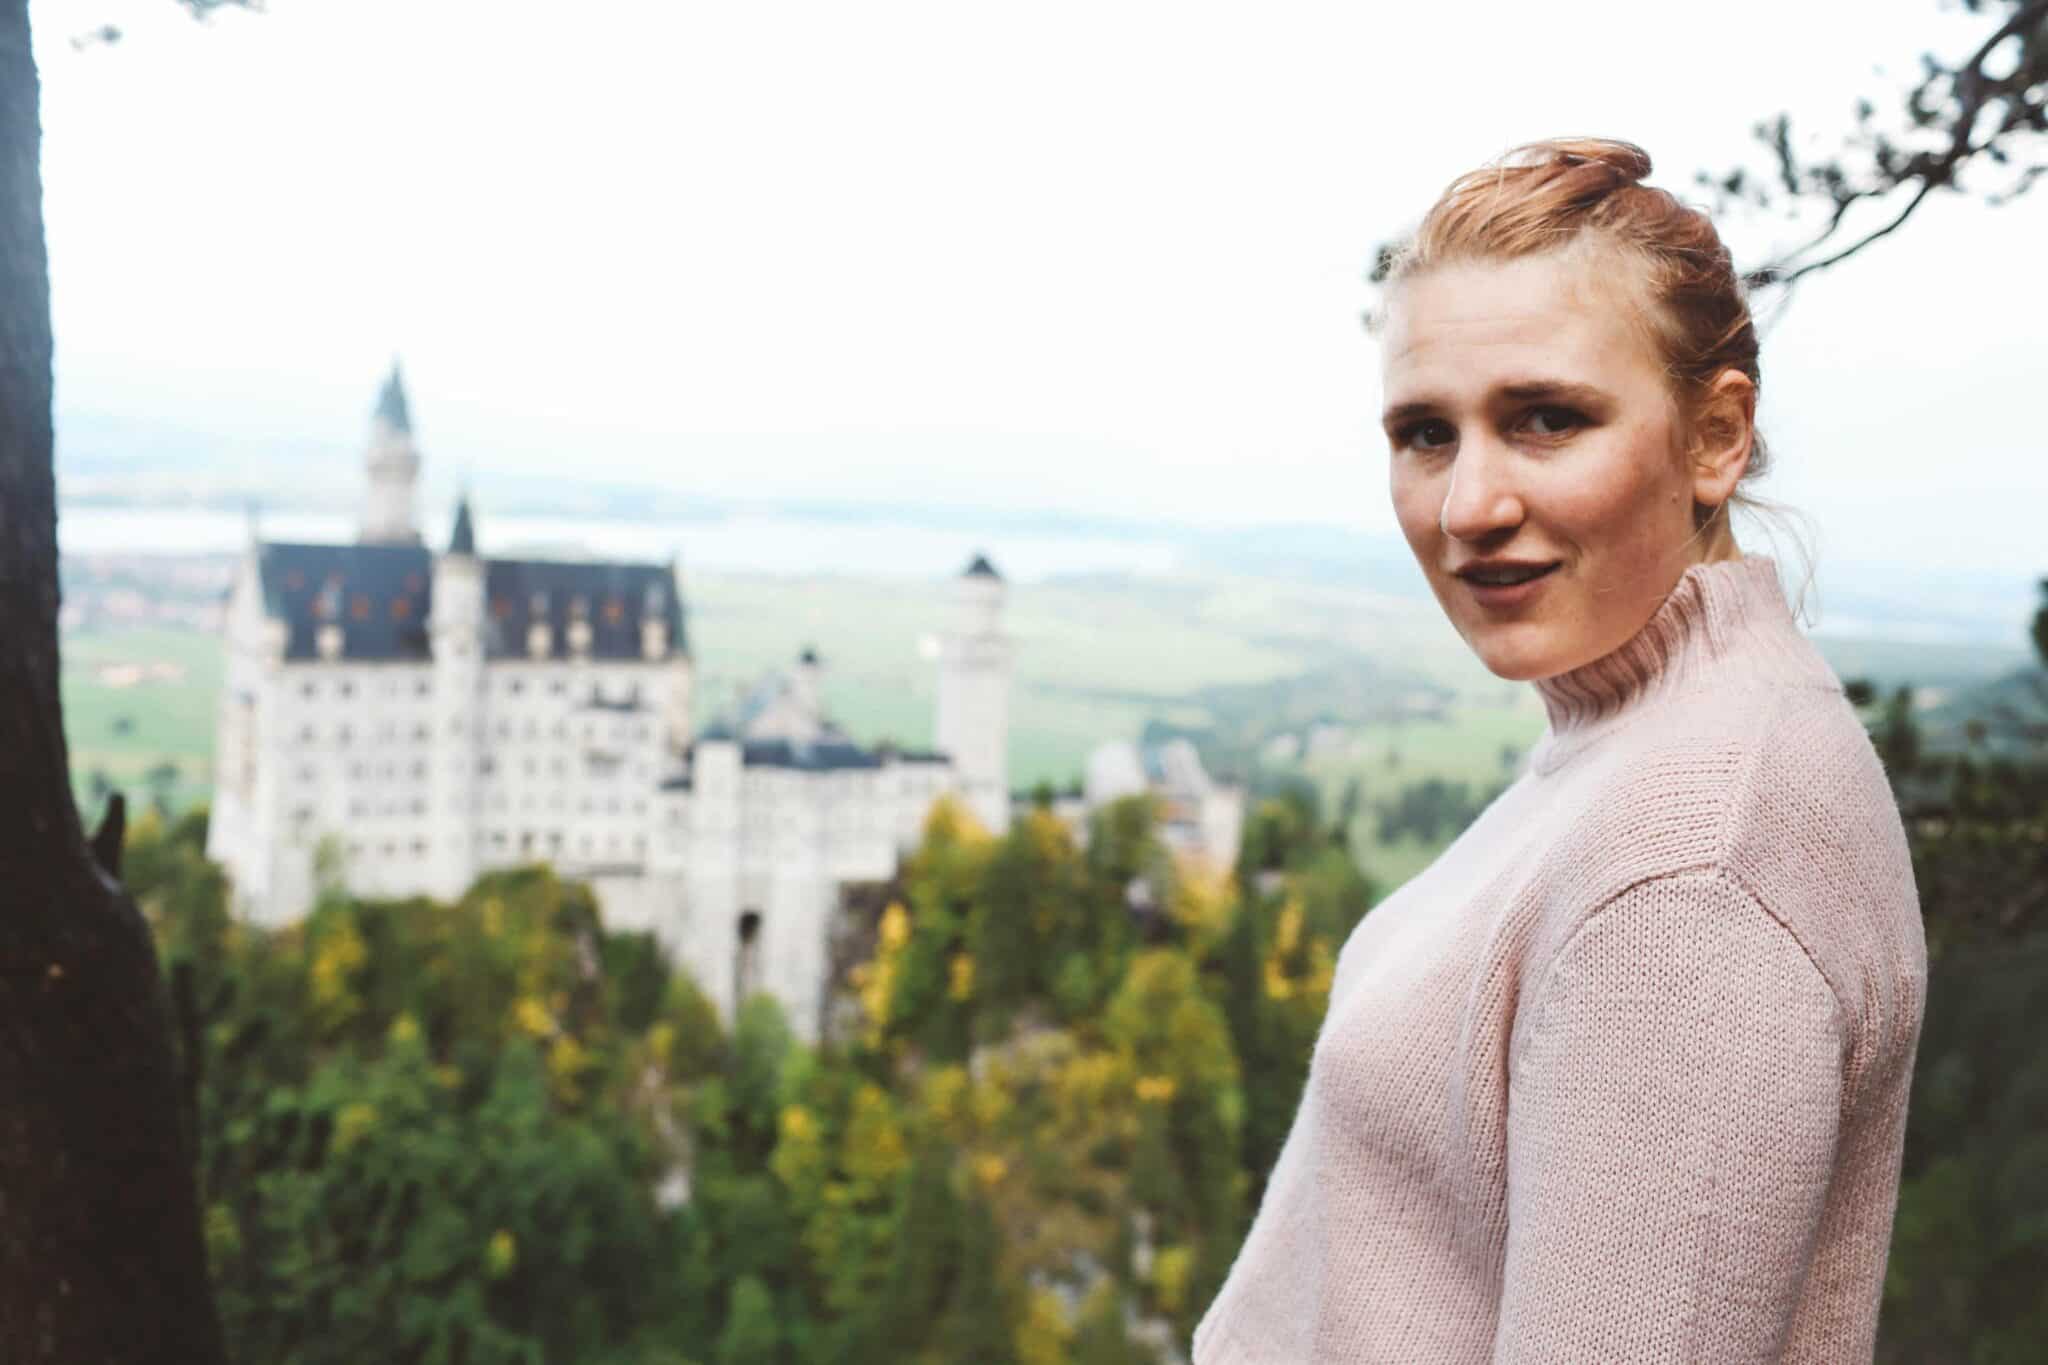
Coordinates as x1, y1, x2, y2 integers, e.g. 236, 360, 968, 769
1530, 681, 1925, 1051
1556, 676, 1899, 870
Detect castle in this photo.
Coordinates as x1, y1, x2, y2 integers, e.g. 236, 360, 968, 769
206, 366, 1014, 1044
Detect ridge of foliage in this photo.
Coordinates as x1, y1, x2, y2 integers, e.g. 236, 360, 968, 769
129, 783, 1372, 1364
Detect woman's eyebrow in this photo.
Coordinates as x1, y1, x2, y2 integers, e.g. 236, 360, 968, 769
1382, 379, 1608, 430
1495, 380, 1607, 406
1381, 398, 1440, 429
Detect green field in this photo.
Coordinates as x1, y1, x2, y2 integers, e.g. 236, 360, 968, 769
63, 626, 224, 818
680, 567, 1489, 791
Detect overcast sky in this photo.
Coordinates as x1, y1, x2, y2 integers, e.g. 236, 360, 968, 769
27, 0, 2048, 584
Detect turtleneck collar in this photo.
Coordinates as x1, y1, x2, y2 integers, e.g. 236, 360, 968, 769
1526, 554, 1836, 776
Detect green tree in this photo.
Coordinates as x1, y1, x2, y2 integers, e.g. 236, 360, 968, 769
714, 1276, 782, 1365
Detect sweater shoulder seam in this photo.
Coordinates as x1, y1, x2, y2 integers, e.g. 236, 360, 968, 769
1511, 863, 1844, 1078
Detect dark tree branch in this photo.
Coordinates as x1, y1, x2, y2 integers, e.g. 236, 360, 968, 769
1705, 0, 2048, 291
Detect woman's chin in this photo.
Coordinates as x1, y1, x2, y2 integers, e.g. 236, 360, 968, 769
1467, 631, 1567, 684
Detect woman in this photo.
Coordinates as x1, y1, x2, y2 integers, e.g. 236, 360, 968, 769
1191, 140, 1928, 1364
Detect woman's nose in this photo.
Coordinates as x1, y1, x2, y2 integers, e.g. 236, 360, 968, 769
1438, 440, 1524, 541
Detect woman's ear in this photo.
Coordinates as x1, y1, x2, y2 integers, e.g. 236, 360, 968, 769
1690, 369, 1756, 507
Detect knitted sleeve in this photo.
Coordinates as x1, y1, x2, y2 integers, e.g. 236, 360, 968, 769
1493, 869, 1845, 1364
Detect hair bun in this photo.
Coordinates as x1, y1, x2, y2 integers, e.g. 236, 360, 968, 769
1516, 137, 1653, 187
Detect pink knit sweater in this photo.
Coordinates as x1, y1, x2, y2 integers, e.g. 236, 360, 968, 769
1192, 554, 1928, 1364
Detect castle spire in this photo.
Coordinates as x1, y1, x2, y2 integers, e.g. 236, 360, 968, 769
375, 359, 412, 433
448, 493, 476, 557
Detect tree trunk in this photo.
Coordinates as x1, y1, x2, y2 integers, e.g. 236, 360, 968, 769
0, 4, 227, 1358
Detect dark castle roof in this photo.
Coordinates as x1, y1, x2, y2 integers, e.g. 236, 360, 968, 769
255, 541, 688, 663
739, 736, 884, 772
375, 363, 412, 432
259, 542, 434, 661
964, 552, 1002, 580
484, 557, 685, 661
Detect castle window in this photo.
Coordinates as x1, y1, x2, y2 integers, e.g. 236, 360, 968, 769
350, 595, 371, 622
301, 681, 316, 699
300, 724, 315, 742
391, 597, 411, 621
603, 597, 625, 625
509, 679, 524, 696
415, 680, 430, 698
411, 839, 426, 856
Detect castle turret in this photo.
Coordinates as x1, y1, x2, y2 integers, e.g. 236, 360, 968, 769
794, 644, 824, 731
428, 495, 484, 898
360, 361, 423, 545
936, 551, 1012, 834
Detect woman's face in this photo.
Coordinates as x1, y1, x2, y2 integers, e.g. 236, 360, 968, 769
1378, 249, 1728, 683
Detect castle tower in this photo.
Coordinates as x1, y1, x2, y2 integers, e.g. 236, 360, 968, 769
649, 567, 696, 755
936, 551, 1013, 834
428, 496, 484, 899
360, 361, 422, 545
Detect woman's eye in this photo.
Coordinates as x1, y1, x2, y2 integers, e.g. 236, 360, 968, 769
1522, 406, 1583, 437
1400, 419, 1456, 450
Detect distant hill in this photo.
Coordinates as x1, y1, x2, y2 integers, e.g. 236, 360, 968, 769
1918, 665, 2048, 758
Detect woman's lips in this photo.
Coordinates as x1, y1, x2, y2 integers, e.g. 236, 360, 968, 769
1460, 561, 1560, 607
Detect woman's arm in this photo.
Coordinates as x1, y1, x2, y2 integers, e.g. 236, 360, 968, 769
1494, 868, 1845, 1364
